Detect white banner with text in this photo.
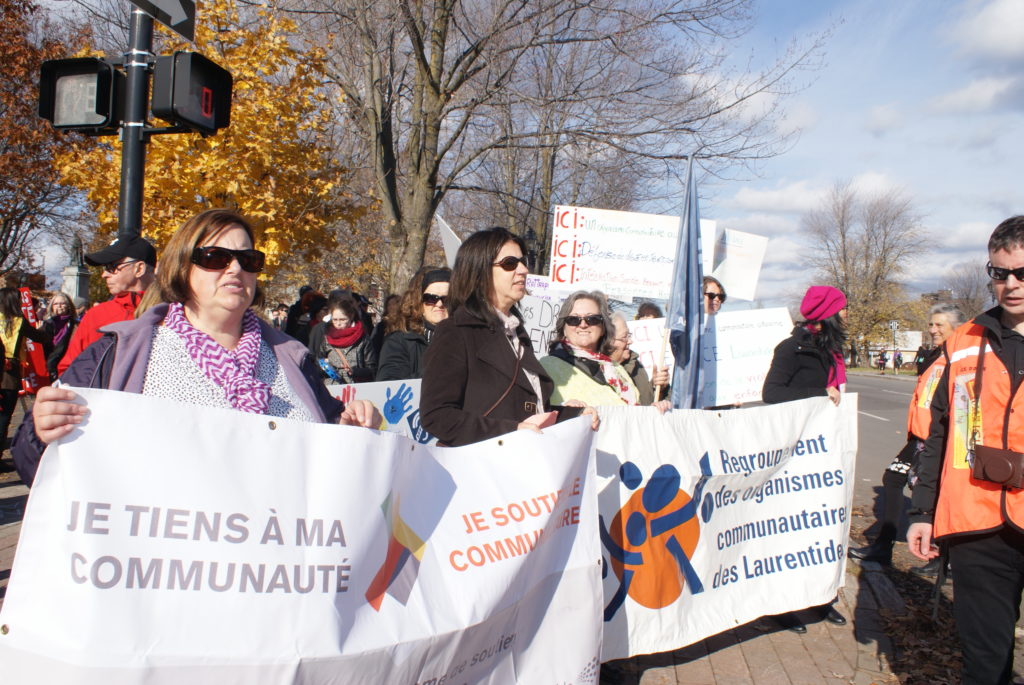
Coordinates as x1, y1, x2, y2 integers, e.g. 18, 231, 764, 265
0, 389, 602, 684
595, 396, 857, 660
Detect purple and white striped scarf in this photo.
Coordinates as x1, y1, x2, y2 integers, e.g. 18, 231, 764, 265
164, 302, 272, 414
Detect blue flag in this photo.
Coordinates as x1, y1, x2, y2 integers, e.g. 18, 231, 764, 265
667, 156, 705, 408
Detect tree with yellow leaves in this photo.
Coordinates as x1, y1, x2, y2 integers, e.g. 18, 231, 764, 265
56, 0, 368, 277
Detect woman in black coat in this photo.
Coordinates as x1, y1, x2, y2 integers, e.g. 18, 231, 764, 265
376, 267, 450, 381
41, 292, 77, 381
420, 227, 597, 447
762, 284, 849, 633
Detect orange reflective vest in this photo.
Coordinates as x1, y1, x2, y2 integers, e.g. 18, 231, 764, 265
934, 322, 1024, 539
906, 348, 948, 440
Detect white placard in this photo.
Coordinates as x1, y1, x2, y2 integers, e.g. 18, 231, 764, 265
548, 205, 681, 300
435, 214, 462, 268
709, 228, 769, 302
326, 379, 435, 444
702, 307, 793, 406
625, 317, 673, 378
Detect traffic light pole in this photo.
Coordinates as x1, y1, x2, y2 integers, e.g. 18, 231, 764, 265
117, 9, 154, 238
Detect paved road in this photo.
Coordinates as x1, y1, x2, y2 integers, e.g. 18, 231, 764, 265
847, 372, 918, 534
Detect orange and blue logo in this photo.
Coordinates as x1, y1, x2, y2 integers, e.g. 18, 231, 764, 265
600, 453, 711, 621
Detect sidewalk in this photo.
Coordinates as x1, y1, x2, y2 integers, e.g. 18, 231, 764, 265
599, 560, 901, 684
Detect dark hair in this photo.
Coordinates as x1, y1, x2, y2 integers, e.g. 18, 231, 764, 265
808, 312, 847, 359
157, 208, 265, 309
448, 227, 527, 326
989, 216, 1024, 254
703, 275, 726, 302
390, 266, 450, 335
636, 302, 663, 319
550, 290, 615, 355
0, 287, 22, 335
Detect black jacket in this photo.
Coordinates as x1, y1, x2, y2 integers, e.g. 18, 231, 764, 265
376, 330, 428, 381
307, 322, 377, 383
41, 316, 77, 380
421, 307, 576, 446
762, 326, 833, 404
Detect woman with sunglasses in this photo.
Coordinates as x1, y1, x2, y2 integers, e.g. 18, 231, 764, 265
420, 227, 597, 447
541, 291, 671, 409
703, 276, 726, 316
376, 266, 450, 381
13, 209, 380, 487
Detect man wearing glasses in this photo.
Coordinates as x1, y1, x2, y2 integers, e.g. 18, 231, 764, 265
907, 216, 1024, 685
56, 235, 156, 375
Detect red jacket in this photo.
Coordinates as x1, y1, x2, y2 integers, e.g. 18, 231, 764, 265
57, 291, 143, 375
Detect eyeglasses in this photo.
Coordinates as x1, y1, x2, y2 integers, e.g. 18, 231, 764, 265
564, 314, 603, 327
191, 246, 266, 273
103, 259, 141, 274
704, 291, 725, 302
422, 293, 448, 307
493, 255, 529, 271
614, 334, 632, 343
987, 262, 1024, 282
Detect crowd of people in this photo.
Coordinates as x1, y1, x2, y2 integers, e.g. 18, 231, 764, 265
3, 208, 1023, 684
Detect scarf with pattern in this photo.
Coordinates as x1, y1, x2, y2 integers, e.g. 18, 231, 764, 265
561, 340, 637, 405
164, 302, 271, 414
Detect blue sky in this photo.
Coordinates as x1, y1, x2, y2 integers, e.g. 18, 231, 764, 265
704, 0, 1023, 308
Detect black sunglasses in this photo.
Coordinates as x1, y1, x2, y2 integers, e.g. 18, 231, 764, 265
422, 293, 448, 306
191, 246, 266, 273
564, 314, 603, 327
704, 291, 724, 302
103, 259, 141, 274
987, 262, 1024, 282
493, 255, 529, 271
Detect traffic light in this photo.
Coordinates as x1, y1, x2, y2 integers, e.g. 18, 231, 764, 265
152, 52, 232, 134
38, 58, 123, 134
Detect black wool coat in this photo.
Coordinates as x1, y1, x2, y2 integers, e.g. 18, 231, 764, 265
420, 307, 557, 447
761, 325, 833, 404
376, 330, 428, 381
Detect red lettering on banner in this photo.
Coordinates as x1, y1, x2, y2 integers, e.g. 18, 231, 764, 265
555, 240, 570, 258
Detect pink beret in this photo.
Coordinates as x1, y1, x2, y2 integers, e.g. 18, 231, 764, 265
800, 286, 847, 322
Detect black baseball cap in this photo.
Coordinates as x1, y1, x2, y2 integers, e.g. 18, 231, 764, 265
84, 235, 157, 268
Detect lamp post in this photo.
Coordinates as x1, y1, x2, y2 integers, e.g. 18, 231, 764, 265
524, 226, 538, 272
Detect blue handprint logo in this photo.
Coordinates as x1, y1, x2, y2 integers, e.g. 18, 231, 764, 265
383, 383, 414, 425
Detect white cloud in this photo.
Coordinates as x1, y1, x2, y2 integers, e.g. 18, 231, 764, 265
930, 75, 1019, 113
731, 180, 824, 215
849, 171, 901, 197
776, 101, 818, 137
954, 0, 1024, 62
720, 212, 799, 238
864, 104, 903, 136
934, 221, 991, 251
